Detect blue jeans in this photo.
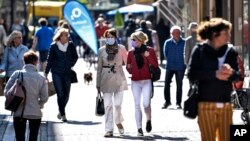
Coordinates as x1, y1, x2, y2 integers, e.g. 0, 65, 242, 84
164, 69, 185, 105
52, 72, 71, 116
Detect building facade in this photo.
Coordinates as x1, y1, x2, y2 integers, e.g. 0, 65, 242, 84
198, 0, 250, 70
155, 0, 249, 70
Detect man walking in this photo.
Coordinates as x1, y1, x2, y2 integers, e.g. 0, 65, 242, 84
136, 20, 153, 47
32, 18, 54, 72
162, 25, 186, 109
184, 22, 198, 65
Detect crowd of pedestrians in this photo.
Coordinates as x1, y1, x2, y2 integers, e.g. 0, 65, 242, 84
0, 12, 242, 141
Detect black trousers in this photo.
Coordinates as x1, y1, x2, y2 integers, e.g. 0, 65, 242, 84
13, 117, 41, 141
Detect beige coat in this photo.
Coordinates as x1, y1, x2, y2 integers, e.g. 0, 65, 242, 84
96, 44, 128, 93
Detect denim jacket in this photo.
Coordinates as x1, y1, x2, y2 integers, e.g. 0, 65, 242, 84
0, 44, 29, 77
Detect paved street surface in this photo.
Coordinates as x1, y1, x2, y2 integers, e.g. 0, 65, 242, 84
0, 58, 246, 141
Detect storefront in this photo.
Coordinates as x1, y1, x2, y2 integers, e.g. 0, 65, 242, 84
242, 0, 250, 70
198, 0, 250, 70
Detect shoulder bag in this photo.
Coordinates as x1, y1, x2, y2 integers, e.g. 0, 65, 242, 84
146, 48, 161, 98
71, 69, 78, 83
5, 72, 27, 112
149, 64, 161, 82
146, 49, 161, 82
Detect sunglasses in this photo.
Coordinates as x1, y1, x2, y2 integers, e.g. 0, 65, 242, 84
131, 39, 136, 41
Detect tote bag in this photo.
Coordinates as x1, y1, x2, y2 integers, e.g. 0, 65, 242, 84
48, 81, 56, 96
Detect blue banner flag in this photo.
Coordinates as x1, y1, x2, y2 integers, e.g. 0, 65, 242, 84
63, 0, 98, 54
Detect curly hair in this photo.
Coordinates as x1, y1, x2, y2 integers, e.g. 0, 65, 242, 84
197, 18, 232, 41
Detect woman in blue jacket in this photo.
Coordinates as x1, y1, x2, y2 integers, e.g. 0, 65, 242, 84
0, 30, 29, 82
45, 28, 78, 122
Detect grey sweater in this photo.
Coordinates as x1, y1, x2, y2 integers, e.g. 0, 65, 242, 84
4, 64, 48, 119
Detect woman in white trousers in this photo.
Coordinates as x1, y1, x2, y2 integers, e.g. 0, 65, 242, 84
96, 28, 128, 137
126, 31, 159, 136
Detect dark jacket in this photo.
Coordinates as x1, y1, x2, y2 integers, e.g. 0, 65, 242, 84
187, 43, 241, 102
45, 41, 78, 74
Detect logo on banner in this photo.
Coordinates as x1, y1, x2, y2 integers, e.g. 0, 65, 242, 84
63, 0, 98, 54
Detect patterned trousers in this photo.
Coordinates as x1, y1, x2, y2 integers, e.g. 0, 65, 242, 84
198, 102, 233, 141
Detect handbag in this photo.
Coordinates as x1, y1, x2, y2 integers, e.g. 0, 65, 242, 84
149, 65, 161, 82
95, 92, 105, 116
5, 72, 26, 112
71, 69, 78, 83
183, 81, 199, 119
48, 81, 56, 96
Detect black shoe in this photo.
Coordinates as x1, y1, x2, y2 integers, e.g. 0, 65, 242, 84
137, 128, 144, 136
146, 120, 152, 132
176, 104, 182, 109
104, 131, 113, 137
162, 102, 171, 109
62, 115, 68, 122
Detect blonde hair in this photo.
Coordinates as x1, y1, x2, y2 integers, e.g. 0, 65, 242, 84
130, 31, 148, 44
53, 28, 69, 41
7, 31, 22, 47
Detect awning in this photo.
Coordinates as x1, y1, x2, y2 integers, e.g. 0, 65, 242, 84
107, 4, 154, 15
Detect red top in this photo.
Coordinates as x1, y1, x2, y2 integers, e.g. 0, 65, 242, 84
95, 24, 109, 39
126, 47, 158, 81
